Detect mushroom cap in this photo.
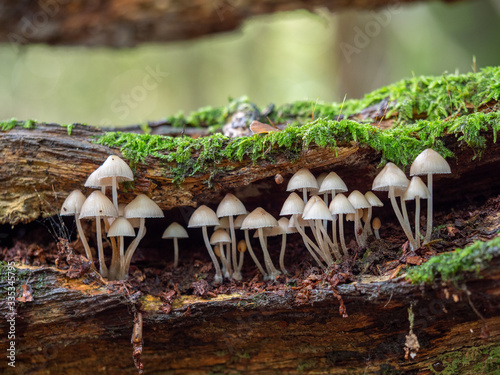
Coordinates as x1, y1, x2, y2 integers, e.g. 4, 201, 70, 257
108, 217, 135, 237
96, 155, 134, 182
214, 216, 230, 231
60, 190, 87, 216
316, 172, 328, 188
234, 213, 248, 229
403, 176, 431, 201
124, 194, 164, 219
364, 191, 384, 207
302, 200, 333, 221
162, 222, 189, 239
84, 167, 114, 188
79, 190, 118, 219
372, 163, 409, 192
269, 217, 296, 236
410, 149, 451, 176
372, 217, 382, 230
286, 168, 319, 192
216, 193, 246, 218
319, 172, 348, 194
240, 207, 278, 230
348, 190, 371, 210
188, 205, 220, 228
329, 193, 356, 215
280, 192, 305, 216
210, 228, 231, 245
237, 239, 247, 253
302, 195, 323, 217
117, 203, 140, 227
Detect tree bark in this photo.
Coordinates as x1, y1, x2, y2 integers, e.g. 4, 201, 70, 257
0, 0, 463, 47
0, 257, 498, 374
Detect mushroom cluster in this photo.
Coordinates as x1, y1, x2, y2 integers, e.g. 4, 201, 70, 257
60, 155, 166, 280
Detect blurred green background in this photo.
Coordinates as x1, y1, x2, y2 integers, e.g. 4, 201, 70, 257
0, 0, 499, 127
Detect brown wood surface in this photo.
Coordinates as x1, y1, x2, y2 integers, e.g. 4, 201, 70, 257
0, 258, 498, 374
0, 0, 461, 47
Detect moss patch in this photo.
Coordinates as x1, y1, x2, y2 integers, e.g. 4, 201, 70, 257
406, 236, 500, 284
430, 343, 500, 374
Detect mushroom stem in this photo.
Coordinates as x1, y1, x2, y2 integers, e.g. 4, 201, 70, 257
111, 176, 118, 211
425, 174, 433, 243
374, 228, 381, 239
331, 216, 339, 256
415, 197, 421, 248
318, 220, 340, 261
122, 218, 146, 279
173, 238, 179, 268
244, 229, 268, 278
201, 226, 223, 284
257, 228, 280, 279
322, 193, 329, 229
401, 196, 411, 231
388, 187, 417, 250
109, 236, 122, 281
278, 233, 288, 275
338, 213, 348, 257
95, 217, 108, 277
309, 220, 325, 259
238, 249, 245, 273
302, 188, 308, 204
219, 245, 231, 279
75, 216, 92, 261
315, 219, 334, 265
293, 214, 326, 269
363, 207, 373, 238
228, 216, 238, 280
354, 210, 364, 248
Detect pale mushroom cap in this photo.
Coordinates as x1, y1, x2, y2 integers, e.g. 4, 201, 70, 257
271, 217, 297, 235
84, 167, 114, 188
162, 222, 189, 239
316, 172, 328, 187
79, 190, 118, 219
60, 190, 87, 215
403, 176, 431, 201
214, 216, 230, 230
108, 217, 135, 237
302, 200, 334, 221
96, 155, 134, 182
234, 213, 248, 229
319, 172, 348, 194
372, 163, 409, 192
216, 193, 247, 218
302, 195, 323, 217
280, 192, 305, 216
410, 149, 451, 176
124, 194, 164, 219
364, 191, 384, 207
241, 207, 278, 230
372, 217, 382, 230
329, 193, 356, 215
286, 168, 319, 192
348, 190, 371, 209
188, 205, 220, 228
210, 228, 231, 245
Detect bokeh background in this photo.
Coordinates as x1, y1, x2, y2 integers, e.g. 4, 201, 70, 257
0, 0, 499, 127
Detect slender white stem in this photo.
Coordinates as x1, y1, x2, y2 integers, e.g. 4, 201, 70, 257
237, 249, 245, 273
425, 174, 433, 243
319, 220, 340, 261
293, 214, 326, 269
338, 213, 348, 257
322, 193, 329, 229
316, 219, 334, 265
244, 230, 267, 277
401, 196, 410, 231
388, 188, 417, 250
95, 217, 108, 277
279, 233, 288, 275
112, 176, 118, 211
121, 218, 146, 279
302, 188, 308, 203
374, 228, 380, 240
202, 226, 223, 284
218, 244, 231, 279
173, 238, 179, 267
75, 217, 92, 261
228, 216, 236, 277
363, 207, 373, 238
258, 228, 280, 279
354, 210, 363, 247
331, 216, 339, 256
308, 220, 328, 261
415, 197, 421, 248
109, 236, 121, 280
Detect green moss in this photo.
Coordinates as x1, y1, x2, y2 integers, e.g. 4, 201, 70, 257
406, 236, 500, 284
430, 344, 500, 374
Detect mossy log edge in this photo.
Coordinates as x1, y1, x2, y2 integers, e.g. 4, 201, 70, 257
0, 256, 499, 374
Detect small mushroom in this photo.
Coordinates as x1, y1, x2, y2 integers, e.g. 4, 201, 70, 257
410, 149, 451, 243
235, 213, 267, 278
107, 217, 135, 280
403, 176, 430, 248
162, 222, 189, 268
241, 208, 281, 280
372, 217, 382, 239
286, 168, 319, 203
60, 190, 92, 262
188, 205, 223, 284
79, 191, 118, 277
216, 193, 247, 280
347, 191, 371, 248
210, 229, 232, 278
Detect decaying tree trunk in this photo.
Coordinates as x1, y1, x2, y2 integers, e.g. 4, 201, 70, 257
0, 0, 463, 47
0, 257, 499, 374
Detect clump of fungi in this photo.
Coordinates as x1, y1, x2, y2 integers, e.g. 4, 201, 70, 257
62, 148, 449, 284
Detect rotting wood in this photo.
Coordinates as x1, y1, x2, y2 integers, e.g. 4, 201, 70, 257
0, 256, 498, 374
